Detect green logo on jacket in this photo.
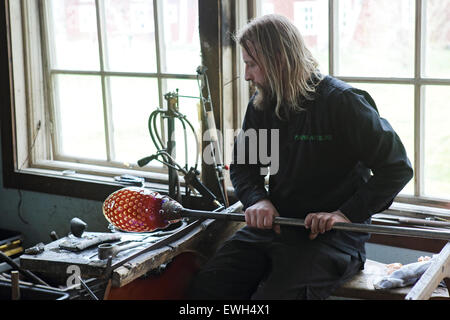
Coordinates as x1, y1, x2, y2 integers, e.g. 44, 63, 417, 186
294, 134, 333, 142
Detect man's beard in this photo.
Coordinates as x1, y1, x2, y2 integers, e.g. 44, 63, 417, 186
251, 82, 274, 111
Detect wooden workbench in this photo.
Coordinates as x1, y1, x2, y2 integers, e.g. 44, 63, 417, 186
19, 201, 245, 290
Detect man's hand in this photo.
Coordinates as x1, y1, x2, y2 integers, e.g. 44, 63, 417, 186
304, 210, 350, 240
244, 199, 281, 234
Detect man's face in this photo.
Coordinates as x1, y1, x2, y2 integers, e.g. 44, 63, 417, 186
242, 48, 265, 88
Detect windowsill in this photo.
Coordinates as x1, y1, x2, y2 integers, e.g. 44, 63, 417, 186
4, 160, 236, 206
33, 159, 170, 184
3, 165, 173, 202
386, 201, 450, 219
25, 166, 170, 189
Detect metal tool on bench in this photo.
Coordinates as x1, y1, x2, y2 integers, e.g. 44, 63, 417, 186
96, 235, 159, 260
103, 187, 450, 241
97, 242, 145, 260
77, 276, 99, 300
99, 204, 228, 281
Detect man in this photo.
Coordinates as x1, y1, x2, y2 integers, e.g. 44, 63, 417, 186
188, 14, 413, 300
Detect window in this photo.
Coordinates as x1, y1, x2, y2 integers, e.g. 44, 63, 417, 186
253, 0, 450, 206
6, 0, 203, 195
45, 0, 201, 171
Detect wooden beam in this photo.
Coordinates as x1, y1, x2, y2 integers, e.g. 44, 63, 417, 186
405, 241, 450, 300
198, 0, 236, 203
198, 0, 221, 199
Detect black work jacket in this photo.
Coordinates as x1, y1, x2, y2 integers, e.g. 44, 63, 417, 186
230, 75, 413, 255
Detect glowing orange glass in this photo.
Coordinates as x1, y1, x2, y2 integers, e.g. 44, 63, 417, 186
102, 187, 174, 232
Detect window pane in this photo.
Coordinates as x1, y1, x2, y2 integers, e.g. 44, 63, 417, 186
54, 75, 106, 159
103, 0, 157, 73
109, 77, 161, 166
349, 83, 415, 195
424, 0, 450, 78
337, 0, 415, 77
159, 0, 201, 74
424, 86, 450, 200
258, 0, 329, 75
47, 0, 100, 71
164, 79, 202, 170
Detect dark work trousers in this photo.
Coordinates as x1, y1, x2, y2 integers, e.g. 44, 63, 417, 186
187, 226, 365, 300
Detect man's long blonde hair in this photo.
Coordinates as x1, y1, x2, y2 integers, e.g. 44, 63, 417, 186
236, 14, 323, 119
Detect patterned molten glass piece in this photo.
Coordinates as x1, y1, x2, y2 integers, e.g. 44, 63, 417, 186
102, 187, 171, 232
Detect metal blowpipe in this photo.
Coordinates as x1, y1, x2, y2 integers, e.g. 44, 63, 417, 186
162, 201, 450, 241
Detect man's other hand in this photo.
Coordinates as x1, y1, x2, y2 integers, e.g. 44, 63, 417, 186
304, 210, 350, 240
244, 199, 281, 234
